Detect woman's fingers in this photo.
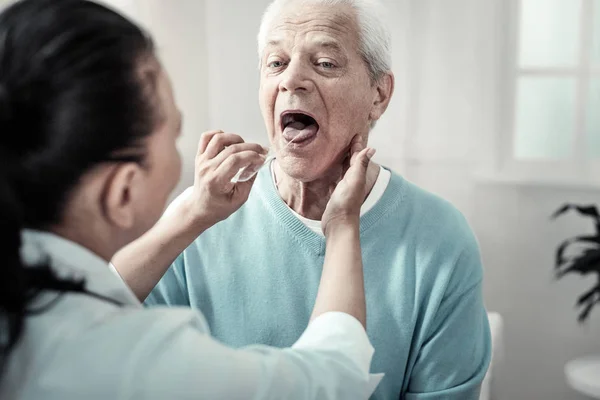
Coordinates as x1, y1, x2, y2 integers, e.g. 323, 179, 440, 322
203, 132, 245, 159
211, 142, 268, 167
197, 130, 224, 156
346, 147, 373, 182
194, 131, 267, 187
213, 150, 266, 187
349, 135, 366, 164
342, 135, 365, 174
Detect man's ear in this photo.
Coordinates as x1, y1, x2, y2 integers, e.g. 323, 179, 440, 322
369, 72, 395, 123
101, 163, 143, 230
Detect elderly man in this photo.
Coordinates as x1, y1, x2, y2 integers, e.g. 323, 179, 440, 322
113, 0, 491, 399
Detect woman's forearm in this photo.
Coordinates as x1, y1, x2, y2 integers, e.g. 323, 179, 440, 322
111, 198, 209, 301
310, 218, 366, 328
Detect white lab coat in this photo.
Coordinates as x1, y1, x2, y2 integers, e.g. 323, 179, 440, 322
0, 230, 382, 400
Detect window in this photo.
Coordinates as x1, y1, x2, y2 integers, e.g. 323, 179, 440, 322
503, 0, 600, 186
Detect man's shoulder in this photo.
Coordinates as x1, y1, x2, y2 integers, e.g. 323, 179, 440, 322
386, 170, 473, 241
386, 171, 482, 289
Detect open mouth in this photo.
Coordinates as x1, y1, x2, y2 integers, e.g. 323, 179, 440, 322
280, 112, 320, 143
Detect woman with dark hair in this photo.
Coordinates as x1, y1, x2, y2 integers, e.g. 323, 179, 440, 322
0, 0, 380, 399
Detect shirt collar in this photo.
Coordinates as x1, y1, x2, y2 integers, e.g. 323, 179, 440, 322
21, 229, 141, 307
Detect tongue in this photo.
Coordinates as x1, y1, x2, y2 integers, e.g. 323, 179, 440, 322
283, 122, 318, 142
288, 121, 306, 130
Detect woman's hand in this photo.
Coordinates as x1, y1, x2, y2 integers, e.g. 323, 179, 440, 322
181, 130, 267, 229
321, 137, 375, 236
312, 136, 374, 328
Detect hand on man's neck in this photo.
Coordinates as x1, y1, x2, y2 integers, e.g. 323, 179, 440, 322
273, 159, 381, 221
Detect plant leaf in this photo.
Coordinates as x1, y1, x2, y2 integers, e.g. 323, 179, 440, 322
576, 285, 600, 306
556, 235, 600, 266
578, 299, 598, 323
552, 204, 600, 234
556, 248, 600, 277
552, 203, 600, 323
552, 204, 600, 220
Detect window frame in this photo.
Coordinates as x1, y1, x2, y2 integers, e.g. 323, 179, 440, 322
498, 0, 600, 187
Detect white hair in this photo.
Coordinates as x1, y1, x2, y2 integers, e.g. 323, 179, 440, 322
257, 0, 392, 81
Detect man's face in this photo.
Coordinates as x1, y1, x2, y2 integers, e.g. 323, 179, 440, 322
259, 3, 379, 182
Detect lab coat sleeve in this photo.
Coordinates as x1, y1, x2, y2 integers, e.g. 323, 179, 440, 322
130, 310, 382, 400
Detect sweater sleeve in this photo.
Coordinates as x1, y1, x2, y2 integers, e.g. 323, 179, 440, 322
144, 253, 190, 307
143, 188, 194, 307
405, 241, 492, 399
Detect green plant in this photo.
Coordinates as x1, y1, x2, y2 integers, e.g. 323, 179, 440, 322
552, 204, 600, 323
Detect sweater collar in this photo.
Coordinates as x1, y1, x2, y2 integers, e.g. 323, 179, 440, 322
255, 160, 406, 256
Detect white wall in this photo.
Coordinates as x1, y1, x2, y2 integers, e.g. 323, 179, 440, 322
114, 1, 600, 398
203, 0, 267, 145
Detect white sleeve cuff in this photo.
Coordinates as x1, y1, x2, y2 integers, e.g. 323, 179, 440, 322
108, 262, 123, 279
292, 312, 384, 395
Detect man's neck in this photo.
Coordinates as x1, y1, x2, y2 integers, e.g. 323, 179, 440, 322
273, 160, 381, 220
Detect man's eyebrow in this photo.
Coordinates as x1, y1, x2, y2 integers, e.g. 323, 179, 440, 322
265, 39, 282, 48
264, 39, 343, 52
313, 39, 344, 52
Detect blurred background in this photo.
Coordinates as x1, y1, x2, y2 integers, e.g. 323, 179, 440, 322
7, 0, 600, 399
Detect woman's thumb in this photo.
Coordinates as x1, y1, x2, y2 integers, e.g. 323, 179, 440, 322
347, 147, 375, 183
357, 148, 376, 169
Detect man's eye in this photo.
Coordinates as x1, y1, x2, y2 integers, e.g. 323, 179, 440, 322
268, 60, 285, 68
319, 61, 335, 69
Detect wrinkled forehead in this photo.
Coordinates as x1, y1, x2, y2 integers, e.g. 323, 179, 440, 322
263, 4, 360, 54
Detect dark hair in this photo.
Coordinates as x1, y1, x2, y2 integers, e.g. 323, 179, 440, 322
0, 0, 159, 373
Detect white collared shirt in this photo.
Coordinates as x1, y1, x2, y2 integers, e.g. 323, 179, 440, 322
1, 230, 382, 400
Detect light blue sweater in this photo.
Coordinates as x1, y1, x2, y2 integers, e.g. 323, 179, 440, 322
146, 166, 491, 400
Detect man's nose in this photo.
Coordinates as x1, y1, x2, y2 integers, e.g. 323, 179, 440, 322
278, 61, 314, 93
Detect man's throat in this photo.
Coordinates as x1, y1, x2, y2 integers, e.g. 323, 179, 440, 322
273, 161, 380, 221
